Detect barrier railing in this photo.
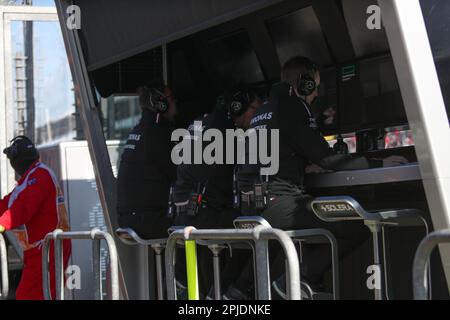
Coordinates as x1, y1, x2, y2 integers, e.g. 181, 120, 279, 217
41, 228, 119, 300
165, 226, 301, 300
285, 229, 339, 300
115, 228, 167, 300
0, 234, 8, 300
413, 230, 450, 300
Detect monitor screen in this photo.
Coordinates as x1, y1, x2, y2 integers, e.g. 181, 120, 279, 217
336, 56, 408, 134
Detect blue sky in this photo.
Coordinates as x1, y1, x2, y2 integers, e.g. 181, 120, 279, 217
32, 0, 55, 7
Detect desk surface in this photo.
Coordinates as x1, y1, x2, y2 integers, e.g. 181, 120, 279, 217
304, 163, 421, 188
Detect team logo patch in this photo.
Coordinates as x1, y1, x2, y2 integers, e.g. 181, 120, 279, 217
28, 177, 37, 186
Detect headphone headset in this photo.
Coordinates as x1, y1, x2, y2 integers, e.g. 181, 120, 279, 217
297, 61, 319, 97
148, 87, 169, 114
228, 90, 255, 118
296, 73, 317, 97
3, 136, 38, 161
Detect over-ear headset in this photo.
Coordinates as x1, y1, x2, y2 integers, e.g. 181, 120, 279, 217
148, 87, 169, 114
3, 136, 38, 161
228, 90, 255, 118
296, 73, 317, 97
297, 61, 319, 97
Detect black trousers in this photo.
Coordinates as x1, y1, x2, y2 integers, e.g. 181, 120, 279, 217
118, 210, 173, 239
174, 207, 242, 296
233, 194, 370, 293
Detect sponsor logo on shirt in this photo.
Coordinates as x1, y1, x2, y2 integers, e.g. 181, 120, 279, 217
250, 112, 273, 126
128, 134, 141, 141
124, 144, 136, 150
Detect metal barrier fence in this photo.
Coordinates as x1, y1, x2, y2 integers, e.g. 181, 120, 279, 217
413, 230, 450, 300
115, 228, 167, 300
42, 228, 120, 300
165, 226, 301, 300
0, 234, 8, 300
285, 229, 339, 300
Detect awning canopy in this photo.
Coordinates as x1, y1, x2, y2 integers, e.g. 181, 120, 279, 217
60, 0, 284, 71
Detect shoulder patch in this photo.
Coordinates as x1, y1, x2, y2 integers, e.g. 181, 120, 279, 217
28, 177, 37, 186
57, 195, 65, 204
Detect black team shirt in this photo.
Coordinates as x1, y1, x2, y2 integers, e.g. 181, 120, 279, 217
237, 83, 382, 196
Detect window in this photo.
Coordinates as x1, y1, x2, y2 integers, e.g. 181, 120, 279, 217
420, 0, 450, 118
312, 67, 338, 134
359, 56, 406, 128
337, 56, 407, 133
101, 95, 141, 140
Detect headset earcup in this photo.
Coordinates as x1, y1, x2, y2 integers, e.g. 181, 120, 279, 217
230, 101, 243, 116
157, 101, 169, 113
12, 144, 17, 159
149, 88, 169, 114
297, 74, 316, 96
229, 90, 253, 117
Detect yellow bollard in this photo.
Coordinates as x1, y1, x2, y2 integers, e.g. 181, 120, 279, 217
185, 240, 199, 300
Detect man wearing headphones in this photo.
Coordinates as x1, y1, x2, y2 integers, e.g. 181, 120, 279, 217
117, 82, 178, 239
229, 56, 407, 299
171, 87, 263, 296
173, 87, 263, 226
0, 136, 71, 299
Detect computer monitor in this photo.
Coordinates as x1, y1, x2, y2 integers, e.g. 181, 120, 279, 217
317, 55, 408, 135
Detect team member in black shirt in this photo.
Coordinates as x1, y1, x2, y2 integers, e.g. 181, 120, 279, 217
229, 56, 407, 299
117, 83, 177, 239
172, 87, 263, 296
173, 88, 262, 227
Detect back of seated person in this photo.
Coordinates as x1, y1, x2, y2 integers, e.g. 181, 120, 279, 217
225, 56, 407, 299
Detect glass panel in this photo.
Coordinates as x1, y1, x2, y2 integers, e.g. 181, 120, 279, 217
10, 20, 76, 145
100, 95, 141, 141
10, 21, 25, 136
420, 0, 450, 119
359, 56, 406, 127
312, 67, 338, 134
337, 56, 407, 132
267, 6, 332, 66
33, 21, 76, 145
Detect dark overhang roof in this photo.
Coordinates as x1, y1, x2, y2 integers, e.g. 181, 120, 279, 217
56, 0, 285, 71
